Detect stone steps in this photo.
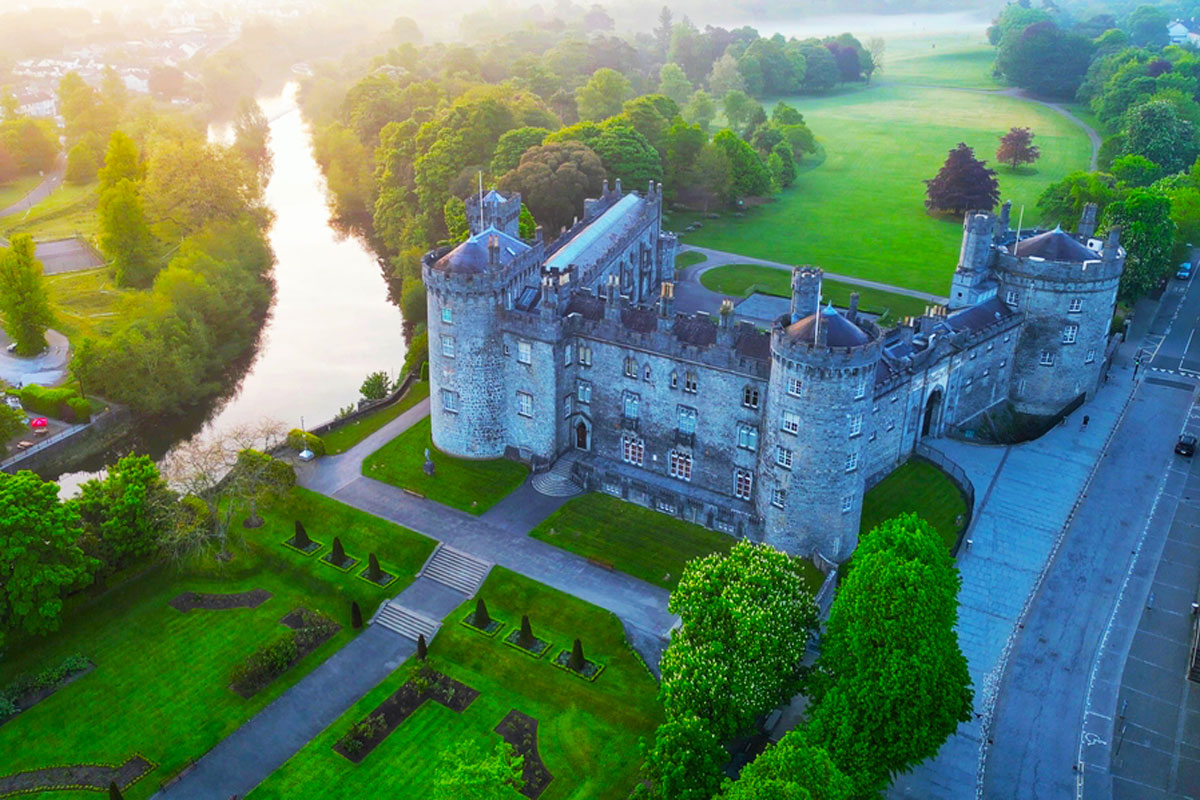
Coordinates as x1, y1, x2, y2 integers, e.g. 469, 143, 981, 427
420, 544, 491, 596
531, 457, 583, 498
373, 602, 441, 642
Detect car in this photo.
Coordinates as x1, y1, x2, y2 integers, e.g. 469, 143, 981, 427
4, 395, 20, 409
1176, 433, 1196, 457
1177, 262, 1193, 280
4, 342, 15, 353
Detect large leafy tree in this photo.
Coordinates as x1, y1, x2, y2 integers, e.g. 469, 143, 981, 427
1122, 100, 1199, 174
659, 541, 818, 741
430, 739, 524, 800
806, 513, 972, 797
498, 141, 606, 233
688, 143, 733, 211
144, 139, 268, 238
1037, 170, 1121, 229
99, 178, 161, 288
1102, 187, 1176, 300
997, 21, 1093, 99
74, 454, 174, 568
98, 130, 142, 192
924, 142, 1000, 215
490, 126, 550, 175
0, 404, 25, 449
712, 129, 773, 199
996, 127, 1040, 171
0, 470, 96, 646
682, 90, 717, 132
641, 716, 726, 800
0, 234, 53, 356
798, 43, 839, 93
658, 63, 694, 107
592, 125, 663, 188
1126, 4, 1170, 48
575, 68, 632, 122
721, 90, 759, 132
717, 731, 852, 800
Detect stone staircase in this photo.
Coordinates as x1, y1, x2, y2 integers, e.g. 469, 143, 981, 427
419, 543, 492, 596
372, 601, 440, 642
531, 456, 583, 497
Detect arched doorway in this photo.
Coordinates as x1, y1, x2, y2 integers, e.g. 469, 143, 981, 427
923, 388, 944, 437
575, 420, 590, 451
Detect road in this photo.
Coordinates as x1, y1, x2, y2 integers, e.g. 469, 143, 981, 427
0, 154, 65, 219
980, 274, 1200, 797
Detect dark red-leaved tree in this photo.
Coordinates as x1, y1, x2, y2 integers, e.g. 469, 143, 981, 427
996, 127, 1041, 171
924, 142, 1000, 215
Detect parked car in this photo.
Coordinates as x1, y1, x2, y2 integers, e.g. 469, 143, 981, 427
4, 395, 20, 409
1177, 262, 1193, 280
1176, 433, 1196, 457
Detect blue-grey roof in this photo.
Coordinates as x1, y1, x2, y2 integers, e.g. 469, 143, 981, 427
785, 303, 871, 347
433, 225, 530, 274
1014, 228, 1098, 262
545, 193, 644, 271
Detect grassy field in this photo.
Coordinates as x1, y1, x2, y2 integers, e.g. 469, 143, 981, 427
46, 265, 128, 341
883, 33, 1000, 89
675, 250, 707, 270
0, 175, 43, 212
677, 83, 1092, 295
363, 416, 529, 514
2, 181, 99, 242
860, 459, 969, 550
323, 380, 431, 455
246, 567, 662, 800
0, 489, 435, 799
699, 263, 932, 324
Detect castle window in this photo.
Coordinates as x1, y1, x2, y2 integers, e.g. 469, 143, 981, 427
737, 424, 758, 451
684, 372, 698, 393
841, 495, 853, 513
868, 431, 877, 442
1039, 350, 1054, 366
970, 351, 977, 360
743, 386, 760, 408
677, 406, 697, 434
441, 335, 455, 358
1085, 348, 1096, 364
577, 380, 592, 404
781, 411, 800, 435
849, 413, 863, 438
1063, 325, 1078, 344
579, 345, 592, 366
623, 391, 640, 419
1069, 297, 1083, 313
621, 434, 644, 466
886, 421, 895, 431
734, 469, 754, 500
504, 344, 511, 356
1000, 359, 1007, 368
441, 389, 459, 413
845, 452, 858, 472
624, 356, 636, 377
657, 499, 677, 514
669, 450, 692, 481
772, 487, 786, 508
516, 391, 534, 418
1004, 334, 1011, 343
987, 343, 993, 351
564, 344, 573, 366
787, 377, 802, 397
518, 341, 532, 364
670, 371, 679, 389
1005, 290, 1019, 308
441, 307, 452, 324
855, 378, 866, 399
775, 446, 793, 470
563, 394, 573, 418
644, 364, 652, 382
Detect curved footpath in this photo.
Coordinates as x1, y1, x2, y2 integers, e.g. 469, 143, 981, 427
0, 153, 65, 219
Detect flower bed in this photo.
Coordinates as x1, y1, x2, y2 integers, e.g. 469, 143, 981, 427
282, 535, 322, 556
356, 565, 397, 589
0, 754, 155, 796
502, 629, 550, 659
551, 650, 605, 683
460, 614, 504, 638
169, 589, 272, 612
0, 653, 93, 725
494, 710, 553, 799
321, 551, 359, 572
230, 609, 340, 698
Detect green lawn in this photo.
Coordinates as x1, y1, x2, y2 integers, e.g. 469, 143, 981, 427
46, 265, 128, 342
699, 263, 932, 326
883, 34, 1000, 90
529, 492, 825, 594
323, 380, 431, 455
247, 567, 663, 800
0, 174, 44, 212
677, 83, 1092, 295
363, 416, 529, 514
674, 250, 707, 269
860, 459, 969, 551
0, 488, 435, 799
2, 181, 99, 242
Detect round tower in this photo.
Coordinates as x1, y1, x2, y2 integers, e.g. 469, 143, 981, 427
759, 303, 882, 565
995, 226, 1123, 415
422, 237, 507, 459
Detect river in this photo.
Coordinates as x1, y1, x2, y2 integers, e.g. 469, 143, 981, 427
54, 83, 405, 492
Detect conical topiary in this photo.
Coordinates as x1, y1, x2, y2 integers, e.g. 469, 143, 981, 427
473, 597, 490, 629
568, 638, 585, 672
519, 614, 534, 648
417, 633, 428, 660
368, 552, 382, 582
108, 781, 123, 800
351, 601, 363, 629
294, 520, 310, 548
331, 536, 346, 565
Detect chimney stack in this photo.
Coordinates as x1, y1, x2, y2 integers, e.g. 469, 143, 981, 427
659, 281, 675, 318
1077, 203, 1099, 238
848, 292, 860, 323
487, 234, 499, 265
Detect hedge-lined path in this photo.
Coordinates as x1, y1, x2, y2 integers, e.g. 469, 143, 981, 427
0, 754, 153, 797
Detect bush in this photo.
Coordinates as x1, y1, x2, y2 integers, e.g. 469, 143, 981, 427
1, 652, 90, 711
286, 428, 325, 456
293, 520, 310, 548
400, 280, 427, 324
66, 396, 92, 422
0, 696, 16, 720
338, 712, 386, 754
230, 635, 298, 694
19, 385, 89, 421
403, 328, 428, 377
419, 360, 429, 381
351, 600, 363, 629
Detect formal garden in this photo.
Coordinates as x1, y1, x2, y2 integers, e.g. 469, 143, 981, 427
362, 416, 529, 514
245, 568, 662, 800
0, 488, 434, 799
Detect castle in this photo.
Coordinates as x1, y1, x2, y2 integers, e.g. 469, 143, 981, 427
422, 184, 1123, 566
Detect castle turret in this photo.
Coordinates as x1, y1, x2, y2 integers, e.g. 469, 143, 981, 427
949, 210, 997, 310
466, 189, 522, 238
759, 304, 882, 565
790, 266, 821, 322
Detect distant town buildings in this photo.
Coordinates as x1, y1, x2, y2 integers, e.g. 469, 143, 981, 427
1167, 19, 1200, 45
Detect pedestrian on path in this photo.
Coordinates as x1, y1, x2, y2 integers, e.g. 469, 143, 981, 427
1082, 415, 1090, 431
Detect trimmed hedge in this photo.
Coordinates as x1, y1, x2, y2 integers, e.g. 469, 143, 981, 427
287, 429, 326, 456
19, 385, 91, 422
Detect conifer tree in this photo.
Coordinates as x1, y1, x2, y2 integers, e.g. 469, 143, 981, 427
108, 781, 123, 800
368, 552, 382, 582
351, 601, 363, 629
417, 633, 428, 660
473, 597, 491, 628
293, 520, 310, 548
0, 235, 53, 356
569, 638, 585, 672
330, 536, 346, 565
518, 614, 534, 648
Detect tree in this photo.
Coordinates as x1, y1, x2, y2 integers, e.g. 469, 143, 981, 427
294, 520, 311, 548
770, 142, 797, 188
490, 127, 549, 175
0, 234, 53, 356
658, 63, 694, 107
417, 632, 428, 659
98, 131, 141, 192
233, 98, 272, 186
498, 142, 606, 233
1126, 4, 1169, 48
351, 600, 363, 629
575, 68, 632, 122
664, 119, 705, 191
592, 125, 663, 187
0, 404, 24, 450
721, 90, 758, 131
799, 43, 839, 93
1112, 154, 1162, 188
654, 6, 673, 59
688, 143, 733, 211
806, 514, 972, 797
658, 541, 819, 741
65, 141, 98, 184
431, 739, 524, 800
360, 371, 393, 401
996, 127, 1041, 170
73, 454, 174, 568
108, 780, 123, 800
641, 716, 726, 800
442, 197, 469, 246
368, 552, 383, 582
712, 130, 773, 199
1122, 100, 1199, 174
924, 142, 1000, 215
518, 614, 535, 648
331, 536, 347, 564
718, 732, 852, 800
707, 54, 746, 97
143, 139, 267, 238
569, 638, 586, 671
518, 204, 536, 238
474, 597, 491, 628
682, 90, 717, 132
1102, 188, 1176, 299
99, 178, 160, 288
232, 449, 295, 528
1037, 170, 1121, 229
866, 37, 886, 81
996, 22, 1093, 99
0, 470, 96, 646
148, 65, 186, 99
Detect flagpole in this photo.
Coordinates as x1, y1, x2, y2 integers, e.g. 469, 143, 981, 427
814, 275, 822, 344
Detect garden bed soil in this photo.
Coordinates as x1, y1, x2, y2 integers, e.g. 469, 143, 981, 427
169, 589, 272, 612
503, 629, 550, 658
0, 755, 154, 795
0, 662, 94, 729
552, 650, 605, 682
461, 615, 503, 637
333, 668, 479, 763
283, 536, 322, 555
231, 609, 340, 698
495, 710, 553, 799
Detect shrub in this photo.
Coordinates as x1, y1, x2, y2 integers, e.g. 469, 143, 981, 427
419, 360, 429, 381
473, 597, 491, 629
66, 396, 92, 422
292, 608, 339, 651
351, 601, 363, 629
417, 633, 428, 660
294, 520, 311, 548
569, 638, 585, 672
402, 328, 428, 377
19, 385, 87, 421
286, 428, 325, 456
108, 780, 123, 800
0, 696, 16, 720
367, 552, 382, 582
339, 712, 386, 754
331, 536, 346, 565
519, 614, 534, 648
230, 635, 298, 694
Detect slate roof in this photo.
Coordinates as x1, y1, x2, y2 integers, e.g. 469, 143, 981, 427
544, 193, 644, 270
564, 292, 604, 320
621, 306, 659, 333
784, 304, 872, 347
1014, 228, 1098, 262
674, 316, 717, 346
432, 226, 530, 274
736, 329, 771, 360
945, 295, 1016, 333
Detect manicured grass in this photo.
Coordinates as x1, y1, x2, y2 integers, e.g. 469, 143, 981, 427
0, 174, 44, 212
2, 181, 99, 242
0, 488, 434, 799
246, 567, 663, 800
362, 416, 529, 514
674, 250, 707, 269
322, 380, 431, 455
699, 263, 932, 326
676, 84, 1092, 295
46, 266, 128, 341
883, 35, 1001, 89
860, 459, 969, 551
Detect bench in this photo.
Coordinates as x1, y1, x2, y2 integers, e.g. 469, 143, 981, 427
403, 488, 426, 499
586, 557, 615, 571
